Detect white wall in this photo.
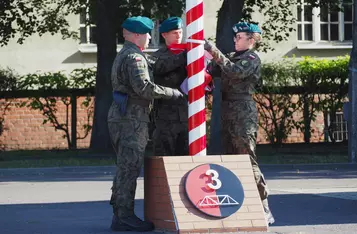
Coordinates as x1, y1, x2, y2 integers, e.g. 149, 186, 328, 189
0, 14, 96, 75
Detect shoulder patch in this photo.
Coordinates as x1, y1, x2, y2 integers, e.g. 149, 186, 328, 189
240, 59, 250, 66
248, 54, 256, 60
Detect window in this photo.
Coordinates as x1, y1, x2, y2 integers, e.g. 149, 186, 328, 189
79, 7, 96, 44
297, 0, 353, 44
327, 112, 348, 142
79, 11, 163, 51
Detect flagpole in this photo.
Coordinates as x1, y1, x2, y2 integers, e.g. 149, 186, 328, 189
186, 0, 206, 156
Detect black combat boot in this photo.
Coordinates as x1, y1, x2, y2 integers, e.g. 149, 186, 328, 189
111, 215, 131, 231
111, 214, 154, 232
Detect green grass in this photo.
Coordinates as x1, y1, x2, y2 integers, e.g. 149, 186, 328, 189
0, 145, 349, 168
0, 158, 114, 168
0, 149, 115, 168
258, 153, 348, 164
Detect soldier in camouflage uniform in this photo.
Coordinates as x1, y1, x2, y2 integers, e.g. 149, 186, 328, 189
108, 16, 184, 232
149, 17, 188, 156
204, 22, 275, 225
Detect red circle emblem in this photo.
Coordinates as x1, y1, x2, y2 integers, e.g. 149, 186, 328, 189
185, 163, 245, 218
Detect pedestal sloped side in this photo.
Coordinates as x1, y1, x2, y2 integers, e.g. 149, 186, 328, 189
145, 155, 268, 233
144, 156, 176, 231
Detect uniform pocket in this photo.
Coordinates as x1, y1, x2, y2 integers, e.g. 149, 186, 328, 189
119, 120, 149, 152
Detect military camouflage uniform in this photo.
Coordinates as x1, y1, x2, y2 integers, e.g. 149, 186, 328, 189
147, 47, 188, 156
207, 46, 269, 201
108, 41, 180, 219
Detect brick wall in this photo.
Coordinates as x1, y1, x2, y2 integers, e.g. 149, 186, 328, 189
256, 110, 325, 144
0, 96, 325, 150
0, 97, 92, 150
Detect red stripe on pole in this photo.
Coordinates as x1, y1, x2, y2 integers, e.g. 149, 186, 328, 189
189, 135, 207, 155
186, 0, 206, 156
187, 84, 205, 103
190, 30, 204, 40
188, 109, 206, 130
187, 58, 205, 79
187, 41, 200, 50
186, 3, 203, 25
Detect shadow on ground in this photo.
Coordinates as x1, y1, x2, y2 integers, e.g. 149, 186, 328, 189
0, 200, 144, 234
1, 192, 357, 234
269, 192, 357, 226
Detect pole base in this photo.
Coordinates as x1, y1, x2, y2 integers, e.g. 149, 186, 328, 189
144, 155, 268, 233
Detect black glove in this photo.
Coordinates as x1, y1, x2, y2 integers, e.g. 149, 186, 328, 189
204, 39, 213, 51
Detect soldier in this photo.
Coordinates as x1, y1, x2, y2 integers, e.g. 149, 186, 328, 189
149, 17, 189, 156
108, 16, 184, 232
204, 22, 275, 225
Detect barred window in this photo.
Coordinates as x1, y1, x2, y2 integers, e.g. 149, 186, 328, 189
327, 112, 348, 142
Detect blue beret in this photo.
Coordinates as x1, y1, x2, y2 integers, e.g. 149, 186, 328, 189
159, 17, 183, 33
122, 16, 154, 34
232, 22, 262, 35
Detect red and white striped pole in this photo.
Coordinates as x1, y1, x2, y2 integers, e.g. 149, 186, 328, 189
186, 0, 206, 156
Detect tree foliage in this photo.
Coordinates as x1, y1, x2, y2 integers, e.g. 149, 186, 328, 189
0, 0, 185, 46
256, 56, 349, 145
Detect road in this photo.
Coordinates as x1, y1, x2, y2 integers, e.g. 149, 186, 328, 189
1, 164, 357, 233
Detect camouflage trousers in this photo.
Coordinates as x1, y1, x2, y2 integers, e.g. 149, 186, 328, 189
152, 119, 189, 156
221, 118, 269, 201
108, 120, 148, 218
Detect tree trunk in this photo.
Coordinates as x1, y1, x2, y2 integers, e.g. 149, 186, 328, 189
90, 0, 119, 152
208, 0, 244, 154
215, 0, 244, 53
303, 95, 311, 143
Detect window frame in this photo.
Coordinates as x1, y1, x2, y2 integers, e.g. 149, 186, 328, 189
327, 112, 348, 142
296, 1, 353, 49
78, 13, 163, 53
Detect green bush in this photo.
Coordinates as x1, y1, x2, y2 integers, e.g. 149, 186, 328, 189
297, 56, 349, 143
259, 56, 349, 144
256, 59, 300, 144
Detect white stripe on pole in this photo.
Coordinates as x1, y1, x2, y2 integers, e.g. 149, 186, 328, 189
185, 0, 203, 12
188, 96, 206, 117
194, 148, 207, 156
187, 70, 205, 89
186, 18, 204, 39
189, 122, 207, 144
187, 45, 204, 64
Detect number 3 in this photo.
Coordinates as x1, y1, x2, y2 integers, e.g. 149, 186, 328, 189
206, 169, 222, 190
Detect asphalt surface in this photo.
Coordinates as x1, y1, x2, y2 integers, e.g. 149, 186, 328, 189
1, 164, 357, 234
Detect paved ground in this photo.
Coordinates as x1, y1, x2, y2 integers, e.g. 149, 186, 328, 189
1, 164, 357, 234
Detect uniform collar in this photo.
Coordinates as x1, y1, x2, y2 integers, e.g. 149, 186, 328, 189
235, 49, 249, 57
124, 40, 144, 53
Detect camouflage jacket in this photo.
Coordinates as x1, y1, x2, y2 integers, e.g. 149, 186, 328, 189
148, 46, 188, 121
108, 41, 177, 123
208, 48, 261, 96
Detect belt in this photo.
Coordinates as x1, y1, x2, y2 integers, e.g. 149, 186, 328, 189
128, 97, 151, 107
222, 92, 253, 101
157, 99, 186, 106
